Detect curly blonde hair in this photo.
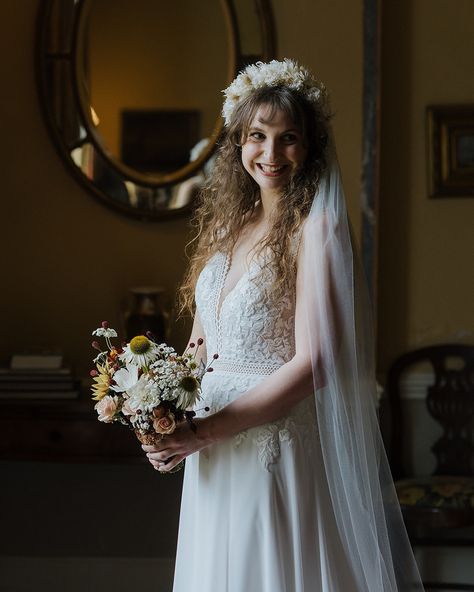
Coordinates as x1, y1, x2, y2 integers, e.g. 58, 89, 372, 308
178, 85, 331, 316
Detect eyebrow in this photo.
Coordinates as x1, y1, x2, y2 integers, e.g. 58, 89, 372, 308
250, 123, 300, 133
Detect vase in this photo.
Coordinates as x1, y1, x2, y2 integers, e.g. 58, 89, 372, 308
124, 287, 167, 342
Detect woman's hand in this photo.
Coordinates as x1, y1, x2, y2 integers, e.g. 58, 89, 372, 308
142, 417, 214, 473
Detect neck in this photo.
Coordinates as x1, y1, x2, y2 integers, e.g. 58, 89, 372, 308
258, 189, 280, 221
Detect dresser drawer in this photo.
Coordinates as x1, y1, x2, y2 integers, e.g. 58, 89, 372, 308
0, 416, 143, 462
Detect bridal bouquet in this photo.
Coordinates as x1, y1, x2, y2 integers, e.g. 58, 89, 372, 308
89, 322, 215, 468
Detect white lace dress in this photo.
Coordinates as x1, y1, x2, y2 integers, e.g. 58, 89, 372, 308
172, 252, 357, 592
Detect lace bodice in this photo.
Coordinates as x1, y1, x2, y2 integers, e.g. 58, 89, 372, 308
196, 252, 296, 369
195, 251, 317, 470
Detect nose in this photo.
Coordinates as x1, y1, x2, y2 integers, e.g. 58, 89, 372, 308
263, 138, 278, 161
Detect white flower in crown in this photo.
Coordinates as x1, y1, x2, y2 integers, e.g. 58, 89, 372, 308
222, 59, 328, 126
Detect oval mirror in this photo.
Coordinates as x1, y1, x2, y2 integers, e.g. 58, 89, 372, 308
37, 0, 276, 220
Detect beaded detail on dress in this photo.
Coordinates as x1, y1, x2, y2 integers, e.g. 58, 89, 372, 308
195, 249, 318, 471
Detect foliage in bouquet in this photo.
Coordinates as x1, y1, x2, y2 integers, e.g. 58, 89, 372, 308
90, 322, 215, 441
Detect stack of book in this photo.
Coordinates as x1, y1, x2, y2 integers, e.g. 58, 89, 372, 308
0, 354, 81, 400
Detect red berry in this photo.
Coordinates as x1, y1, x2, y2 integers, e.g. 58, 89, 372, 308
101, 321, 109, 329
90, 369, 98, 377
213, 353, 219, 359
197, 338, 204, 345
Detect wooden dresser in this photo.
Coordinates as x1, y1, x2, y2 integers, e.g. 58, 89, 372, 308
0, 393, 144, 463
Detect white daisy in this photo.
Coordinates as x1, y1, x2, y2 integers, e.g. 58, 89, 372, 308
120, 335, 160, 367
175, 375, 201, 409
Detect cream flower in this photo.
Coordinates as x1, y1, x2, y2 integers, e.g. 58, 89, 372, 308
95, 395, 119, 422
92, 327, 118, 338
120, 335, 160, 367
222, 58, 328, 125
110, 365, 139, 393
125, 374, 159, 415
121, 398, 135, 417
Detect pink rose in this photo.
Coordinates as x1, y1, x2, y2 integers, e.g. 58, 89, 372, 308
121, 398, 135, 417
95, 395, 118, 423
153, 412, 176, 435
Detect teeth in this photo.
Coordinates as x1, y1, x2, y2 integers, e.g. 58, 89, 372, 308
260, 164, 285, 173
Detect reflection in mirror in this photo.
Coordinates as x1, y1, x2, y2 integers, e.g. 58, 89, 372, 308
84, 0, 229, 175
38, 0, 276, 220
70, 141, 215, 211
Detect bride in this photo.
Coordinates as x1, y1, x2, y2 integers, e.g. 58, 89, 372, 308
142, 59, 424, 591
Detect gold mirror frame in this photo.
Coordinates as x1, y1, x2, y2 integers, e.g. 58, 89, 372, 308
37, 0, 276, 221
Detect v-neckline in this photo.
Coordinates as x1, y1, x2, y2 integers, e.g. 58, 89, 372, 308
216, 251, 250, 321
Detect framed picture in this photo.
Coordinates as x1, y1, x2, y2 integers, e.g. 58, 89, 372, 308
120, 109, 200, 174
427, 104, 474, 197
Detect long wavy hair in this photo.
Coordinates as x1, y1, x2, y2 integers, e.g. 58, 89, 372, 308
178, 85, 331, 316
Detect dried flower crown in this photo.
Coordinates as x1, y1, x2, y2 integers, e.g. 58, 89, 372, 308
222, 58, 328, 126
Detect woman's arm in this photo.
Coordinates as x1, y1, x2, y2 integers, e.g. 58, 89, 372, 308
144, 220, 336, 471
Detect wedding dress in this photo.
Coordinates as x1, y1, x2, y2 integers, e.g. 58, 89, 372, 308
172, 250, 360, 592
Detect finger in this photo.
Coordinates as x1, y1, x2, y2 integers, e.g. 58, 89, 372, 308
149, 455, 173, 470
148, 454, 172, 468
141, 439, 169, 452
147, 449, 172, 462
149, 458, 165, 468
141, 444, 157, 453
159, 454, 184, 472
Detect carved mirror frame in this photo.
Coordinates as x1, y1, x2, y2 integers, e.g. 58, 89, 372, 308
36, 0, 276, 221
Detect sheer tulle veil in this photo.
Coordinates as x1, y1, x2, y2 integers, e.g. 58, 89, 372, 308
303, 142, 424, 590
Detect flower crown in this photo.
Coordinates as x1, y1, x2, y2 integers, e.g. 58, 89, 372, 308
222, 59, 328, 126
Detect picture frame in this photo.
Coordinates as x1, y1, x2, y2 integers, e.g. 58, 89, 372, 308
121, 109, 200, 174
427, 104, 474, 198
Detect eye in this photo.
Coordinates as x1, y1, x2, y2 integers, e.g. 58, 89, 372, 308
281, 133, 299, 143
248, 131, 265, 141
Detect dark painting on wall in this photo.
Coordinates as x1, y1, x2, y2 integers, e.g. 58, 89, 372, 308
427, 104, 474, 198
121, 110, 200, 174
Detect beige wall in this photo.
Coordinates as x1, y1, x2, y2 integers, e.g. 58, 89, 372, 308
274, 0, 363, 238
378, 0, 474, 371
0, 0, 363, 380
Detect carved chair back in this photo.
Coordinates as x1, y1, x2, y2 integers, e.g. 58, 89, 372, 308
387, 344, 474, 479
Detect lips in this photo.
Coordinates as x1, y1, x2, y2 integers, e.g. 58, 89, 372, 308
257, 163, 288, 176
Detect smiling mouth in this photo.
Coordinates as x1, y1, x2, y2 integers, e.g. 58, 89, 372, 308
257, 163, 288, 176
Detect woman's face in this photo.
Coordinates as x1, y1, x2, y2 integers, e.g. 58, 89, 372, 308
241, 104, 307, 200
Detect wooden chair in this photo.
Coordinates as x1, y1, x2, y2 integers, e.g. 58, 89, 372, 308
386, 344, 474, 591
